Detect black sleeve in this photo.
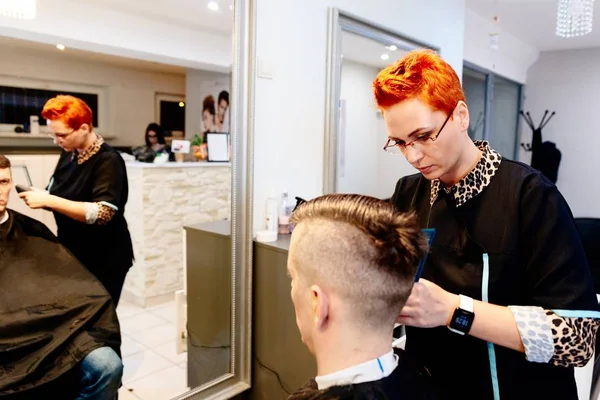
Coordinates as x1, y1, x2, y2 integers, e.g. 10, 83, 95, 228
390, 177, 412, 211
520, 174, 598, 311
91, 152, 125, 210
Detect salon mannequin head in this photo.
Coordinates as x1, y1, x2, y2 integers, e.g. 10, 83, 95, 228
42, 95, 95, 153
288, 194, 426, 374
373, 49, 479, 186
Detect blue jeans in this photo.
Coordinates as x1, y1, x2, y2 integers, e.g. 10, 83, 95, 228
76, 346, 123, 400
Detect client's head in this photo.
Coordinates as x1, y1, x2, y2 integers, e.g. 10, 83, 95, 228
0, 154, 12, 217
288, 193, 426, 357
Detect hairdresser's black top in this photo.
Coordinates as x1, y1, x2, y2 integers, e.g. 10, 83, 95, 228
391, 141, 598, 400
48, 135, 134, 290
288, 349, 435, 400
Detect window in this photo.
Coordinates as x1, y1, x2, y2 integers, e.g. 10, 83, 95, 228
0, 85, 99, 128
155, 93, 185, 136
462, 64, 524, 160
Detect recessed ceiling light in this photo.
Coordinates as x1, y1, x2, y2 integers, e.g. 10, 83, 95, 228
387, 45, 398, 51
179, 102, 185, 107
229, 4, 233, 10
56, 44, 65, 51
208, 1, 219, 11
381, 53, 389, 60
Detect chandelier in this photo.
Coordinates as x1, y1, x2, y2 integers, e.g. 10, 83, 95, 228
556, 0, 595, 38
0, 0, 36, 20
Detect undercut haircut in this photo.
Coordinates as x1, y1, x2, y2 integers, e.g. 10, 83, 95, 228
290, 193, 427, 328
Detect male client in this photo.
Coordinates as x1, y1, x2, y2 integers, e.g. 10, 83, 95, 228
0, 154, 122, 400
286, 193, 435, 399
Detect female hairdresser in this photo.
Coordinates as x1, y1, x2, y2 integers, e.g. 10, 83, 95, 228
20, 95, 133, 306
374, 50, 599, 400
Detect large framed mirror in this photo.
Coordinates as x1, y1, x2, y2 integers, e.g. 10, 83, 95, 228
0, 0, 255, 399
323, 8, 438, 198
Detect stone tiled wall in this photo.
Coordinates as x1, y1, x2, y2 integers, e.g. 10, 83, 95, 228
123, 165, 231, 306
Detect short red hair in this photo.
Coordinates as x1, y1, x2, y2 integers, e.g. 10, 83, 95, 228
373, 49, 465, 115
41, 95, 93, 130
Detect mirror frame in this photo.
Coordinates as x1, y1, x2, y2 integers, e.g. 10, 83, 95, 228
322, 8, 439, 194
173, 0, 256, 398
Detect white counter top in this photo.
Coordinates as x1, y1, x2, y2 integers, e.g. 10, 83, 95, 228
125, 161, 231, 168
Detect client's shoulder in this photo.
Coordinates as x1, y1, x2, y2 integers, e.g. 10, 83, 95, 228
9, 210, 59, 242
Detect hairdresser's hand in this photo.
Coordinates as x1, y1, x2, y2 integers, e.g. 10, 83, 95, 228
19, 187, 53, 209
397, 279, 458, 328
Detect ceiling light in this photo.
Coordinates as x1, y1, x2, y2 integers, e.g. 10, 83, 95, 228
0, 0, 36, 19
56, 44, 65, 51
556, 0, 595, 38
208, 1, 219, 11
387, 45, 398, 51
381, 53, 390, 60
179, 102, 185, 107
229, 4, 233, 10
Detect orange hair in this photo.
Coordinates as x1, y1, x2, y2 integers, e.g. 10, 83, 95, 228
41, 95, 93, 130
373, 49, 465, 115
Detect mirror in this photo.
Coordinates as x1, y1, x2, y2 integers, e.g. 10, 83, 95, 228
0, 0, 254, 399
323, 9, 438, 197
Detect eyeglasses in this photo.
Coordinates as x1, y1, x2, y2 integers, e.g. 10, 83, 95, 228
48, 129, 76, 139
383, 109, 454, 154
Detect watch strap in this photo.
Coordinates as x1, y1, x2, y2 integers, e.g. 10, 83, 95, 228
459, 294, 474, 313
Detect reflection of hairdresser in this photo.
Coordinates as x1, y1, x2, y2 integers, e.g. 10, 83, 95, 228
202, 95, 217, 141
19, 95, 134, 306
132, 123, 174, 162
374, 50, 598, 399
216, 90, 230, 132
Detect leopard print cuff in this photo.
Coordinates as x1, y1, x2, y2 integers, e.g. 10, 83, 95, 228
546, 311, 599, 368
509, 306, 554, 363
84, 202, 116, 225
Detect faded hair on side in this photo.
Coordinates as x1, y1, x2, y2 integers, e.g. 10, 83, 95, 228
290, 193, 427, 328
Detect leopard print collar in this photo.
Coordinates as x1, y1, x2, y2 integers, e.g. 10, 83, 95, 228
72, 134, 104, 165
429, 140, 502, 207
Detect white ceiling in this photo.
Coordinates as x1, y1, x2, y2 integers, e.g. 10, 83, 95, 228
83, 0, 234, 35
466, 0, 600, 51
0, 35, 187, 74
342, 32, 409, 70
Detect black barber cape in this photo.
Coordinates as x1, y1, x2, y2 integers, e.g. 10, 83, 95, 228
288, 349, 436, 400
391, 160, 598, 400
0, 210, 121, 398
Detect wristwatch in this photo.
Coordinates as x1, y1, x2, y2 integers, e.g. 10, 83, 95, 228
448, 295, 475, 335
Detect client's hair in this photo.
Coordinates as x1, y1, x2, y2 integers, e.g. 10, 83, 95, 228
290, 193, 427, 328
0, 153, 11, 169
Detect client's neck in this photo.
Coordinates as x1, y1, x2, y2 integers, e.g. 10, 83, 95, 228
314, 326, 393, 377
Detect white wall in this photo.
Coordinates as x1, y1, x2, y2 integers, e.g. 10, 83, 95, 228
253, 0, 466, 231
0, 0, 231, 72
338, 60, 415, 199
0, 44, 185, 146
185, 70, 231, 141
521, 49, 600, 218
463, 8, 539, 83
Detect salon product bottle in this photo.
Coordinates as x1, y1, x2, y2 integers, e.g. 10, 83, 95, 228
265, 189, 278, 232
30, 115, 40, 135
278, 191, 293, 235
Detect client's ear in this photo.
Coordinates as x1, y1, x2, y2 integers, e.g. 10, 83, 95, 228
310, 285, 329, 329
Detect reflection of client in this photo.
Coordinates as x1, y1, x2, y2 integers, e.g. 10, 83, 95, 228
0, 154, 122, 400
202, 95, 217, 141
287, 194, 435, 399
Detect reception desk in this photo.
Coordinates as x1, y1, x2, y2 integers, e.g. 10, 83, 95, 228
122, 161, 231, 306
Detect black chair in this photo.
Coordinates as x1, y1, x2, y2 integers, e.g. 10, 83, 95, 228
574, 218, 600, 400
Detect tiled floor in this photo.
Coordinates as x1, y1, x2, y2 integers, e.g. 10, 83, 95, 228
116, 300, 190, 400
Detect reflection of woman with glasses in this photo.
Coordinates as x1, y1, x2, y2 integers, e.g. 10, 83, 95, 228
375, 50, 597, 399
132, 123, 174, 162
19, 95, 133, 306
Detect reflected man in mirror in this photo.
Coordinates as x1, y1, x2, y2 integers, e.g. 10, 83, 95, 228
0, 154, 123, 400
286, 194, 435, 399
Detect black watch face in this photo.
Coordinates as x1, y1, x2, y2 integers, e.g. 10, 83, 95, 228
450, 309, 474, 333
